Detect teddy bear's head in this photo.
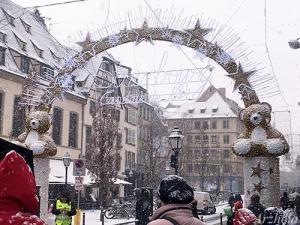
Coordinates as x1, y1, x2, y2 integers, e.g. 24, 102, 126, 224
239, 102, 272, 130
25, 111, 51, 134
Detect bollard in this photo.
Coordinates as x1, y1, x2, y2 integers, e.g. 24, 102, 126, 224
82, 212, 85, 225
200, 216, 203, 222
100, 210, 105, 225
220, 212, 223, 225
74, 209, 81, 225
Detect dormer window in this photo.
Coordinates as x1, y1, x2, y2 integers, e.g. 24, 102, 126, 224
20, 19, 31, 34
212, 107, 218, 113
31, 41, 43, 58
0, 47, 6, 66
101, 60, 114, 73
0, 31, 6, 43
200, 107, 206, 113
2, 9, 15, 26
13, 33, 27, 51
188, 107, 194, 114
49, 49, 61, 63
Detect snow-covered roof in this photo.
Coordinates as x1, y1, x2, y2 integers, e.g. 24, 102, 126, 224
164, 91, 238, 119
0, 0, 69, 74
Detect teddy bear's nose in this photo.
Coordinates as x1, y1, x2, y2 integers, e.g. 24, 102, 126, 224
32, 121, 35, 125
253, 116, 258, 120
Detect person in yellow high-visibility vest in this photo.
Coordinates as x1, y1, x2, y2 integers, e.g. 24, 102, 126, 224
52, 191, 76, 225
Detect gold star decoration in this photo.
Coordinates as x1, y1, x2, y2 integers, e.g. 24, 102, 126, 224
76, 32, 96, 49
253, 182, 266, 193
227, 63, 256, 91
250, 162, 265, 178
134, 20, 154, 45
185, 19, 212, 40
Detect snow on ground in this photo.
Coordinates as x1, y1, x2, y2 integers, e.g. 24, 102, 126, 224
46, 203, 230, 225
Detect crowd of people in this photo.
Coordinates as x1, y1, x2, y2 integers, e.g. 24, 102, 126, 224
1, 146, 300, 225
225, 192, 300, 225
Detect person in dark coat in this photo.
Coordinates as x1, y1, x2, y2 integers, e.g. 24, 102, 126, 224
228, 193, 235, 210
148, 175, 206, 225
234, 193, 243, 204
295, 195, 300, 219
0, 150, 46, 225
280, 192, 290, 211
247, 194, 266, 222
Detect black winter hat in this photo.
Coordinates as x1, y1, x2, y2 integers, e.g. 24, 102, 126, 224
157, 175, 194, 204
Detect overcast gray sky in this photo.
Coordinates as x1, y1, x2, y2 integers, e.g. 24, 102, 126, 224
12, 0, 300, 140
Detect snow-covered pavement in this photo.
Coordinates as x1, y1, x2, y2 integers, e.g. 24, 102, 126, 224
46, 203, 230, 225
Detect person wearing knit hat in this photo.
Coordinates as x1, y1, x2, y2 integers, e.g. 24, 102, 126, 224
148, 175, 206, 225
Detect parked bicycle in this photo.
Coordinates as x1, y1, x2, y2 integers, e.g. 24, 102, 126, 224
104, 202, 135, 219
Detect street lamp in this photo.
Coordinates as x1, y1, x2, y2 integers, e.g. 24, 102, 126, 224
288, 38, 300, 49
63, 152, 71, 185
168, 127, 184, 175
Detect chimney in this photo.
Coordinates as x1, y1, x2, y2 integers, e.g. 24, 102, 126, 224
33, 9, 46, 28
218, 88, 226, 97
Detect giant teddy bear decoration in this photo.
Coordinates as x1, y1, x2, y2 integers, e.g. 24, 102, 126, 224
16, 110, 57, 158
233, 102, 289, 157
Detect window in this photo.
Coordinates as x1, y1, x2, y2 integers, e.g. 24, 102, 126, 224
89, 100, 96, 114
40, 65, 54, 79
187, 135, 193, 144
2, 9, 15, 26
49, 49, 61, 63
114, 110, 120, 122
0, 32, 7, 43
223, 135, 230, 144
211, 120, 217, 129
125, 151, 135, 169
13, 33, 26, 51
203, 135, 209, 144
224, 149, 230, 159
126, 128, 135, 145
31, 41, 43, 58
125, 107, 136, 125
52, 107, 63, 145
223, 119, 229, 129
20, 19, 31, 33
0, 92, 3, 133
21, 56, 30, 73
200, 107, 206, 113
194, 121, 201, 129
212, 107, 218, 113
0, 47, 5, 66
85, 125, 92, 152
223, 164, 231, 173
202, 120, 209, 130
101, 61, 114, 73
211, 135, 217, 144
12, 96, 25, 137
195, 135, 201, 144
68, 112, 78, 148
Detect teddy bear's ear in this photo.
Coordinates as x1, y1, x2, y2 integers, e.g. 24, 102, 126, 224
261, 102, 272, 113
239, 109, 245, 121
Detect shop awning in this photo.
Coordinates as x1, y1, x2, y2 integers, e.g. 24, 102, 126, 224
49, 160, 132, 185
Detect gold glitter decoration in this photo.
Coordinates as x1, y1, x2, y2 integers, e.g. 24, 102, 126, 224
227, 63, 255, 91
134, 20, 154, 45
185, 19, 212, 40
251, 162, 265, 178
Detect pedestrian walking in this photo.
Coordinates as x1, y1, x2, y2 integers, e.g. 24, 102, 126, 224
228, 193, 235, 210
295, 195, 300, 219
52, 191, 76, 225
281, 201, 300, 225
233, 201, 257, 225
0, 150, 46, 225
247, 194, 266, 224
280, 192, 289, 211
148, 175, 206, 225
234, 193, 243, 204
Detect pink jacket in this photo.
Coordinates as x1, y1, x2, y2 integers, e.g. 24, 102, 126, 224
148, 204, 206, 225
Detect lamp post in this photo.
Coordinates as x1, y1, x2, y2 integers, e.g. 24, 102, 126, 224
168, 127, 184, 175
63, 152, 71, 186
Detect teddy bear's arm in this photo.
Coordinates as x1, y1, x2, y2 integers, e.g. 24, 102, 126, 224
40, 135, 57, 157
17, 132, 27, 143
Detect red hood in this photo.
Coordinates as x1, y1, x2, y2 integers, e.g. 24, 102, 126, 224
0, 151, 39, 214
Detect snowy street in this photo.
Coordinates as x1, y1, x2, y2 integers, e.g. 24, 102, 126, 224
46, 203, 228, 225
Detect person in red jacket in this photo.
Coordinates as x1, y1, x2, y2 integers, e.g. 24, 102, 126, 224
0, 150, 46, 225
233, 201, 257, 225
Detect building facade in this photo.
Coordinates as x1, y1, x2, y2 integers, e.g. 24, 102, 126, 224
165, 85, 244, 194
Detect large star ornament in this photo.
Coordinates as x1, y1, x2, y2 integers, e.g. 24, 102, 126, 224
227, 63, 255, 91
250, 162, 265, 178
185, 19, 212, 40
253, 182, 266, 193
134, 20, 154, 45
